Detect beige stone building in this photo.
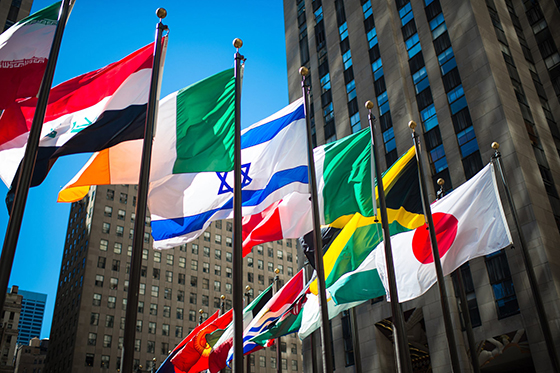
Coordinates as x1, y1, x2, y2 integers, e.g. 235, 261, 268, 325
14, 337, 48, 373
0, 0, 33, 32
1, 286, 23, 373
44, 185, 302, 372
284, 0, 560, 372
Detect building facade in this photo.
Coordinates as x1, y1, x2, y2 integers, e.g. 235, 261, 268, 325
284, 0, 560, 372
16, 291, 47, 347
1, 286, 23, 373
0, 0, 33, 32
44, 184, 302, 372
14, 337, 48, 373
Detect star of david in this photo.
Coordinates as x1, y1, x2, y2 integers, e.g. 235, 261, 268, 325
216, 163, 252, 195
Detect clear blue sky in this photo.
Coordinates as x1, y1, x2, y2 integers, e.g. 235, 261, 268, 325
0, 0, 290, 339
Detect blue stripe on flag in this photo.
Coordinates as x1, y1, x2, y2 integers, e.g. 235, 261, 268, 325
241, 104, 305, 149
151, 166, 308, 241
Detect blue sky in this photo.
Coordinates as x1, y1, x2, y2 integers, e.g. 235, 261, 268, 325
0, 0, 290, 339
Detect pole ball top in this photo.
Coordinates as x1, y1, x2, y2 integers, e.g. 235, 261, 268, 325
156, 8, 167, 19
233, 38, 243, 48
437, 178, 445, 186
408, 120, 417, 130
153, 357, 157, 362
245, 285, 251, 291
365, 101, 374, 110
299, 66, 309, 76
221, 294, 225, 300
274, 268, 280, 274
199, 309, 203, 314
491, 142, 500, 150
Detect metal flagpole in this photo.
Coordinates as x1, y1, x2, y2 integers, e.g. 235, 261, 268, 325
121, 9, 167, 373
232, 38, 245, 373
274, 269, 282, 373
244, 286, 252, 373
409, 121, 461, 372
0, 0, 73, 313
220, 295, 226, 315
349, 308, 362, 373
491, 142, 560, 373
437, 179, 480, 373
299, 66, 334, 373
365, 102, 412, 373
199, 309, 204, 325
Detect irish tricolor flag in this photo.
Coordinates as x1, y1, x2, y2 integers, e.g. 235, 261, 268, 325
0, 2, 60, 109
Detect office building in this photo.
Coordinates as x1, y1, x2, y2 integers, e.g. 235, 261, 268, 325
0, 0, 33, 32
14, 337, 48, 373
284, 0, 560, 372
16, 291, 47, 347
1, 286, 23, 373
44, 185, 302, 372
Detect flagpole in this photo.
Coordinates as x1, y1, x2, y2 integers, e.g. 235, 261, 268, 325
408, 121, 462, 373
491, 142, 560, 372
0, 0, 72, 314
232, 38, 245, 373
349, 308, 362, 373
299, 66, 334, 373
274, 269, 281, 373
365, 102, 412, 373
121, 10, 167, 373
438, 179, 480, 373
244, 286, 252, 373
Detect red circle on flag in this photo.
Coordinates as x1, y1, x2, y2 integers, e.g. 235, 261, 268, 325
412, 212, 458, 264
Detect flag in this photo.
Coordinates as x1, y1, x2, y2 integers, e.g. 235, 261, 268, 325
249, 283, 310, 346
374, 163, 511, 303
0, 40, 164, 189
57, 68, 236, 202
298, 291, 365, 340
170, 310, 233, 373
0, 2, 60, 109
208, 284, 274, 373
227, 269, 305, 363
309, 146, 424, 296
156, 310, 221, 373
149, 98, 308, 249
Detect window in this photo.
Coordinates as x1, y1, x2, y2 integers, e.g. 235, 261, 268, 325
149, 321, 156, 334
147, 340, 155, 354
97, 257, 106, 269
103, 334, 112, 348
226, 252, 232, 262
191, 260, 198, 271
260, 356, 266, 367
202, 295, 209, 306
102, 223, 110, 234
117, 209, 125, 220
215, 249, 222, 260
291, 343, 297, 354
144, 232, 150, 243
88, 332, 97, 346
176, 326, 183, 338
292, 360, 298, 371
226, 283, 232, 294
215, 220, 222, 229
129, 228, 134, 240
203, 232, 211, 241
257, 245, 263, 255
177, 308, 184, 320
104, 206, 112, 217
101, 355, 110, 368
203, 262, 210, 273
163, 306, 171, 318
341, 310, 355, 366
248, 257, 253, 267
258, 274, 264, 285
150, 303, 158, 316
226, 222, 232, 231
189, 310, 196, 322
271, 357, 277, 369
214, 280, 221, 292
167, 254, 174, 265
202, 278, 209, 289
162, 324, 170, 336
177, 290, 185, 302
248, 273, 254, 283
268, 262, 274, 272
226, 237, 232, 247
268, 247, 274, 257
485, 250, 519, 318
215, 264, 222, 276
116, 225, 124, 237
112, 259, 120, 271
143, 249, 149, 260
90, 312, 99, 326
192, 244, 199, 255
166, 270, 173, 283
215, 234, 222, 244
257, 260, 263, 269
179, 257, 186, 268
139, 283, 145, 295
85, 353, 94, 367
95, 275, 104, 287
138, 301, 144, 313
164, 288, 172, 300
277, 250, 283, 259
110, 278, 118, 290
288, 267, 293, 276
282, 358, 287, 370
151, 285, 159, 297
99, 239, 108, 251
141, 266, 147, 277
120, 192, 127, 204
226, 267, 232, 278
154, 251, 161, 262
135, 339, 141, 352
191, 276, 198, 287
107, 189, 114, 200
178, 273, 185, 285
122, 299, 127, 310
153, 268, 160, 280
190, 293, 197, 304
161, 342, 169, 355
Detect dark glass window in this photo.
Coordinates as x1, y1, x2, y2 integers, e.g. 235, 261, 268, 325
485, 250, 520, 319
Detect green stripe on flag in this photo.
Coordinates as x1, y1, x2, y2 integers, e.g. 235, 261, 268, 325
329, 267, 385, 304
18, 2, 60, 25
250, 310, 303, 346
173, 68, 235, 174
321, 128, 373, 224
